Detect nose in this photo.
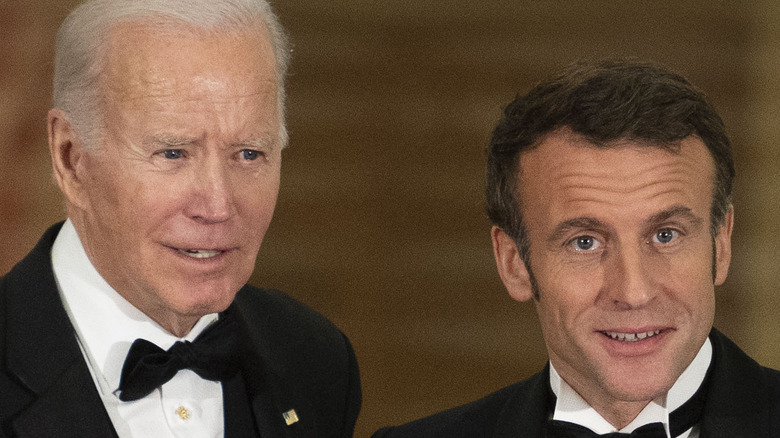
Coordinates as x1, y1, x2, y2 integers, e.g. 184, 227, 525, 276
600, 244, 657, 310
184, 157, 235, 224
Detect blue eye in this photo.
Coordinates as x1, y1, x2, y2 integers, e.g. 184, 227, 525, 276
241, 150, 260, 161
572, 236, 600, 251
653, 229, 678, 244
163, 149, 183, 159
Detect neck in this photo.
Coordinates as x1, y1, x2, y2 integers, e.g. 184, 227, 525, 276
154, 315, 199, 337
549, 360, 661, 431
111, 288, 201, 337
589, 398, 650, 430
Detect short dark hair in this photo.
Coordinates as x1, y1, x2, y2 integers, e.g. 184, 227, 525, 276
486, 59, 735, 264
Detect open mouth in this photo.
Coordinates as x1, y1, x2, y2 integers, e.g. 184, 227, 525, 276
177, 249, 223, 259
601, 330, 661, 342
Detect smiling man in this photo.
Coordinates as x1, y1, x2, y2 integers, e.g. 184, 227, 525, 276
0, 1, 360, 437
373, 60, 780, 437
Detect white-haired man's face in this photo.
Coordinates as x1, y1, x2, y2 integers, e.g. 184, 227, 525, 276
50, 22, 282, 335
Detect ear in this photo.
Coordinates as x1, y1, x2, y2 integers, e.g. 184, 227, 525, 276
491, 226, 535, 302
48, 109, 89, 210
713, 206, 734, 286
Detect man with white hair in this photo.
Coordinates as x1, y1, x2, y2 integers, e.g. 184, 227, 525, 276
0, 1, 361, 437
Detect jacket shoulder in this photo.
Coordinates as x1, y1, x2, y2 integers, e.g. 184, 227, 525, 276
234, 285, 361, 438
704, 328, 780, 435
372, 380, 530, 438
233, 286, 349, 353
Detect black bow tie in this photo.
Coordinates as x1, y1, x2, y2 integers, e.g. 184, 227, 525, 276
546, 421, 666, 438
118, 313, 240, 402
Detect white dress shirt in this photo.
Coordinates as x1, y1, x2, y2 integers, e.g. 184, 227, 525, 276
51, 220, 225, 438
550, 338, 712, 438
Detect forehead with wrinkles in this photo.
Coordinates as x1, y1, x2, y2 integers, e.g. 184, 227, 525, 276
101, 22, 275, 103
518, 131, 715, 232
95, 21, 279, 150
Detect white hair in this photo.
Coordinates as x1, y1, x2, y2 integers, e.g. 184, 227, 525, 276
53, 0, 291, 149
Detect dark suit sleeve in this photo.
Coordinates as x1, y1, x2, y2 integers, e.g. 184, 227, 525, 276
367, 375, 546, 438
340, 332, 362, 437
371, 423, 462, 438
371, 427, 392, 437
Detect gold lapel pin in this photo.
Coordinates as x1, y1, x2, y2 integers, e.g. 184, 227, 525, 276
283, 409, 299, 426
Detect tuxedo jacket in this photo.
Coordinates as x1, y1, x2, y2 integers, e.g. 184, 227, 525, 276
0, 223, 361, 438
373, 329, 780, 437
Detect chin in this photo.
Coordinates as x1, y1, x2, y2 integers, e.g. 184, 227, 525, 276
166, 281, 242, 317
605, 374, 676, 403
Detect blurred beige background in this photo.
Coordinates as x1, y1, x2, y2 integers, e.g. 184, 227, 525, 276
2, 1, 780, 436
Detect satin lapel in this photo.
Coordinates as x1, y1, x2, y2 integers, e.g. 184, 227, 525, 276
492, 365, 551, 438
11, 360, 118, 438
699, 329, 775, 437
3, 223, 117, 437
231, 298, 318, 438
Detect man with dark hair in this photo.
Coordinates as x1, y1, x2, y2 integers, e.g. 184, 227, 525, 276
373, 60, 780, 437
0, 1, 360, 437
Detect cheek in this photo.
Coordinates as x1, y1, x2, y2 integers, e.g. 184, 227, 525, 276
669, 265, 716, 317
533, 257, 619, 343
536, 256, 602, 305
243, 170, 280, 213
535, 272, 594, 332
662, 244, 716, 292
118, 180, 185, 234
238, 182, 279, 233
83, 170, 140, 232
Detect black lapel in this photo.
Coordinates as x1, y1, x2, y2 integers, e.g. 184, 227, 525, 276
223, 370, 262, 438
3, 223, 117, 438
11, 360, 117, 437
699, 328, 778, 437
492, 364, 551, 438
231, 293, 318, 438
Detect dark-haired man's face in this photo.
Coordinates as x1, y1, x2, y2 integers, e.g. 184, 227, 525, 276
491, 130, 732, 425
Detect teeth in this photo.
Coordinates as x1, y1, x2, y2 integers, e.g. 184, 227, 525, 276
178, 249, 220, 259
604, 330, 661, 342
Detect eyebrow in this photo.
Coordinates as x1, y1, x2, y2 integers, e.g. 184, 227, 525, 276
547, 205, 705, 245
144, 135, 277, 151
232, 136, 276, 151
548, 217, 605, 245
144, 135, 198, 149
645, 205, 705, 230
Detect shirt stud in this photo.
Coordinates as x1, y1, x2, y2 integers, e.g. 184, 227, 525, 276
176, 406, 191, 420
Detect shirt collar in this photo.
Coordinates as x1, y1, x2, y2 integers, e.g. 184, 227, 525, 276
51, 219, 218, 396
549, 336, 712, 435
